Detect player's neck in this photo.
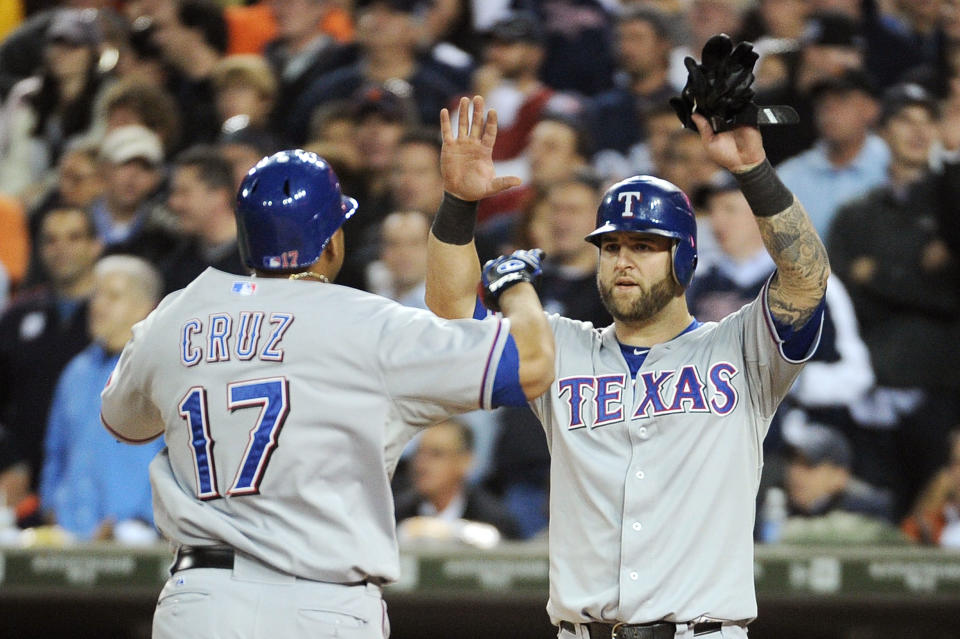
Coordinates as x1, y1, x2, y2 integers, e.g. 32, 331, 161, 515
613, 296, 694, 347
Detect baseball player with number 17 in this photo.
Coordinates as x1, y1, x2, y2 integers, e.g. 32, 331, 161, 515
99, 148, 554, 638
427, 42, 829, 638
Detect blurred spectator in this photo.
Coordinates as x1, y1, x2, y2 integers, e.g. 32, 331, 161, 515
0, 206, 102, 520
147, 0, 228, 145
537, 174, 612, 328
520, 0, 616, 96
470, 11, 557, 183
161, 145, 246, 294
902, 428, 960, 548
769, 421, 901, 544
756, 11, 867, 165
263, 0, 357, 141
738, 0, 809, 91
333, 86, 415, 289
38, 255, 164, 543
90, 124, 178, 262
211, 54, 277, 136
589, 7, 679, 160
829, 83, 960, 516
216, 123, 279, 192
777, 69, 889, 237
367, 209, 431, 306
287, 0, 462, 144
654, 127, 722, 196
668, 0, 749, 91
388, 128, 444, 216
97, 77, 182, 158
593, 101, 683, 183
0, 7, 105, 200
395, 418, 521, 541
686, 176, 875, 455
477, 110, 592, 228
22, 139, 104, 290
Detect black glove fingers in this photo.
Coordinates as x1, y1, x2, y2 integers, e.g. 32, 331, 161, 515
700, 33, 732, 71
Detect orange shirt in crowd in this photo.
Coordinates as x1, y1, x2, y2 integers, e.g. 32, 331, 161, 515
225, 1, 354, 55
0, 194, 29, 287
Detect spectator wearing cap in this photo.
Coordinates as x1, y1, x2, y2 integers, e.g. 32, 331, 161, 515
469, 10, 565, 185
519, 0, 616, 97
780, 421, 895, 528
0, 7, 105, 200
332, 84, 416, 289
755, 11, 867, 165
588, 7, 680, 177
286, 0, 462, 145
687, 174, 874, 454
89, 124, 178, 264
829, 82, 960, 518
776, 69, 889, 237
263, 0, 357, 141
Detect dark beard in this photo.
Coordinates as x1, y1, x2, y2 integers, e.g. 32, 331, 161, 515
598, 273, 683, 324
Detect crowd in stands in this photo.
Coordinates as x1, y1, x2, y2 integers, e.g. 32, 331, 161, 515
1, 0, 959, 550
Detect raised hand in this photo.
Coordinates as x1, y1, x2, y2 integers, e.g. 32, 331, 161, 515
440, 95, 522, 202
691, 112, 766, 174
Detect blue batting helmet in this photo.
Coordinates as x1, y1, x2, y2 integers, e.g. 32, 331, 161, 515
236, 149, 358, 271
585, 175, 698, 287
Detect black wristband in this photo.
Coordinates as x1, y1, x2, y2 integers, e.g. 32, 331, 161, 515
732, 159, 794, 217
431, 192, 478, 245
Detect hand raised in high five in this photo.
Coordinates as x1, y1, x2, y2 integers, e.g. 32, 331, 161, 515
440, 95, 522, 202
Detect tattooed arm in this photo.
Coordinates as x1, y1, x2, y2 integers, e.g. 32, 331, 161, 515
691, 113, 830, 328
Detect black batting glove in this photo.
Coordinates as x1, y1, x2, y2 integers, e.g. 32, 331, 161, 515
479, 249, 545, 312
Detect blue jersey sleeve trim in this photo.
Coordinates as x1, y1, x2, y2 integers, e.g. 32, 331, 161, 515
491, 334, 527, 407
762, 274, 826, 363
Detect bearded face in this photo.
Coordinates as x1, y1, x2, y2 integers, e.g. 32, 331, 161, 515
595, 233, 684, 324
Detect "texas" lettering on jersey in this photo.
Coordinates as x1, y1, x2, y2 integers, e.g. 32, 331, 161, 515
557, 362, 739, 429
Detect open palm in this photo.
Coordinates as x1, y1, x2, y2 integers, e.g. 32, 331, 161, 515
440, 96, 522, 201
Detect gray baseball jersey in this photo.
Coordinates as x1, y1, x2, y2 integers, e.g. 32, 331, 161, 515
101, 268, 512, 584
534, 280, 819, 626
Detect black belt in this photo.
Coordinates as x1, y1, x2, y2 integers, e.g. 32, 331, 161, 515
170, 546, 235, 574
560, 620, 723, 639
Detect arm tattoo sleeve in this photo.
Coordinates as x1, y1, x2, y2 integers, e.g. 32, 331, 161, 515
756, 198, 831, 330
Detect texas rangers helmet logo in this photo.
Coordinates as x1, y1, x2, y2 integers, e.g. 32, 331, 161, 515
617, 191, 643, 218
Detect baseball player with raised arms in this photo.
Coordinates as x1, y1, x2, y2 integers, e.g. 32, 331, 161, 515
99, 148, 554, 639
427, 87, 829, 637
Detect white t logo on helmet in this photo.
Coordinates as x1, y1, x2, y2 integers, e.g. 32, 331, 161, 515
617, 191, 643, 217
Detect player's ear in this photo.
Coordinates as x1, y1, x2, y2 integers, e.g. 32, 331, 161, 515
321, 227, 346, 276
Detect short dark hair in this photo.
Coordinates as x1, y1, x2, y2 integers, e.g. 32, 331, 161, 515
174, 145, 235, 193
178, 0, 228, 54
539, 111, 595, 160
